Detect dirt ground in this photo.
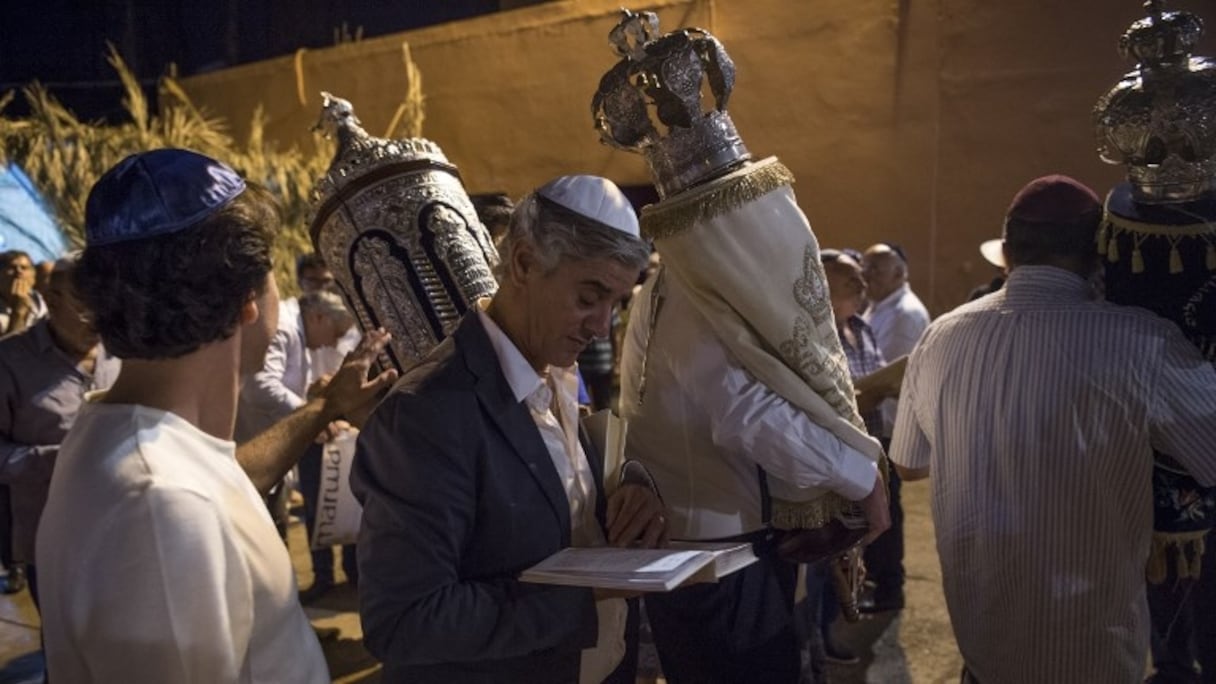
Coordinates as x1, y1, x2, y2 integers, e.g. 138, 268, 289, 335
0, 479, 962, 684
829, 478, 963, 683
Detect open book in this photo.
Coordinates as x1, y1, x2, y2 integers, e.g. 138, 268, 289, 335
853, 355, 908, 398
519, 541, 758, 592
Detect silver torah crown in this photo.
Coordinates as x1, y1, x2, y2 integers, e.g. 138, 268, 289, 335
1094, 1, 1216, 203
592, 9, 750, 199
308, 92, 500, 373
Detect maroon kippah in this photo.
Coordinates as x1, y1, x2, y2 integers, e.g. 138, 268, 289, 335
1006, 175, 1100, 224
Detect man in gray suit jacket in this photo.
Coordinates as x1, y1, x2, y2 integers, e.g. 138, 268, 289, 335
353, 175, 666, 683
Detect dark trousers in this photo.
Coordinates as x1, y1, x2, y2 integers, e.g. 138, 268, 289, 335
863, 450, 905, 601
1148, 528, 1216, 682
645, 543, 800, 684
797, 559, 832, 681
298, 443, 357, 584
28, 563, 48, 683
27, 563, 39, 612
0, 484, 13, 571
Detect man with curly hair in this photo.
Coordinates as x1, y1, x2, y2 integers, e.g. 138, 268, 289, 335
35, 149, 395, 683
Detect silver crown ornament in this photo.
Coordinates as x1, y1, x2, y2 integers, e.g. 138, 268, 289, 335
308, 92, 500, 373
592, 9, 750, 199
1095, 0, 1216, 203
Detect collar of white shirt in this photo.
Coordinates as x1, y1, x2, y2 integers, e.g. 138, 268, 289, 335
869, 282, 911, 315
477, 308, 545, 403
476, 308, 581, 408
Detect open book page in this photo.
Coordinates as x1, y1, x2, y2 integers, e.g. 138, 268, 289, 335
520, 548, 709, 592
519, 542, 759, 592
668, 541, 759, 583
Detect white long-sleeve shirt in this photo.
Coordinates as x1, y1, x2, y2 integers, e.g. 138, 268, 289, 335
619, 270, 878, 540
864, 282, 930, 362
235, 298, 308, 442
864, 282, 931, 437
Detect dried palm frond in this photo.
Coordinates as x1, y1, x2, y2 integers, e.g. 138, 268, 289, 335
108, 45, 150, 147
0, 44, 424, 296
385, 43, 425, 139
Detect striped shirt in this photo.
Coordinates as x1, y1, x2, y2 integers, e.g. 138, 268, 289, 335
890, 265, 1216, 684
839, 315, 886, 437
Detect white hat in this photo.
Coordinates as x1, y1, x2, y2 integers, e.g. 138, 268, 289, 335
980, 239, 1006, 268
536, 175, 640, 238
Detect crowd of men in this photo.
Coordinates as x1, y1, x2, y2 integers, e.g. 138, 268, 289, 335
0, 146, 1213, 684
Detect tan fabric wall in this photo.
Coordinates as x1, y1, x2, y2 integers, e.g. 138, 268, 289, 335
178, 0, 1211, 313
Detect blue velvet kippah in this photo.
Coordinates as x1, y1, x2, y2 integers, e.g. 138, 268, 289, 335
84, 149, 246, 246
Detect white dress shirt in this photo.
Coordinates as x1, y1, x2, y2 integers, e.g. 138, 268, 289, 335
863, 282, 930, 362
307, 324, 361, 385
37, 402, 328, 683
476, 309, 626, 683
235, 298, 308, 442
891, 265, 1216, 684
864, 282, 930, 437
620, 269, 878, 540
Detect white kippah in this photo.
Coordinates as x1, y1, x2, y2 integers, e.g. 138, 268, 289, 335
535, 175, 640, 238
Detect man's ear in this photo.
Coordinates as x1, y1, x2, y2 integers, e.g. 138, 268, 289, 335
239, 293, 259, 325
508, 242, 537, 286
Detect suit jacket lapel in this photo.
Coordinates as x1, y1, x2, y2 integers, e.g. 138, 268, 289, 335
455, 313, 572, 541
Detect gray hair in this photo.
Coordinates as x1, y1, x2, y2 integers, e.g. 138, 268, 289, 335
496, 192, 650, 281
298, 290, 352, 322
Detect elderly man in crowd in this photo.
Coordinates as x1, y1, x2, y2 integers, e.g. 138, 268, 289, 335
353, 175, 667, 683
236, 283, 356, 545
861, 243, 930, 367
857, 242, 930, 613
238, 251, 359, 601
237, 289, 355, 441
0, 255, 120, 617
0, 249, 50, 594
0, 250, 47, 336
36, 149, 395, 683
801, 248, 895, 665
890, 175, 1216, 684
238, 277, 358, 596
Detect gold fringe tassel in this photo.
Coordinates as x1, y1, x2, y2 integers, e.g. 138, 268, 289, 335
1096, 222, 1109, 256
1108, 236, 1120, 263
770, 492, 851, 531
1132, 247, 1145, 274
1147, 530, 1209, 584
1169, 245, 1184, 274
1103, 204, 1216, 238
1207, 243, 1216, 271
640, 158, 795, 240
